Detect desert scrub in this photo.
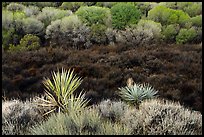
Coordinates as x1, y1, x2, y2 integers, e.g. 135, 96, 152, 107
28, 107, 131, 135
60, 2, 84, 12
118, 82, 158, 106
76, 6, 112, 27
8, 34, 41, 52
2, 99, 43, 135
90, 24, 108, 44
111, 3, 141, 30
36, 68, 90, 115
162, 24, 180, 43
93, 99, 130, 122
46, 15, 92, 49
121, 98, 202, 135
6, 2, 25, 12
176, 27, 197, 44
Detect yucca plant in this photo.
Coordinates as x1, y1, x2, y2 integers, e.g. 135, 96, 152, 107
118, 83, 158, 106
37, 68, 90, 115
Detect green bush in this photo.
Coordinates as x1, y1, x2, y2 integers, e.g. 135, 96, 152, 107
111, 3, 141, 29
148, 5, 191, 27
96, 2, 117, 8
76, 6, 112, 27
190, 15, 202, 27
90, 24, 108, 44
60, 2, 84, 12
176, 27, 197, 44
9, 34, 41, 52
162, 24, 180, 42
177, 2, 202, 17
121, 99, 202, 135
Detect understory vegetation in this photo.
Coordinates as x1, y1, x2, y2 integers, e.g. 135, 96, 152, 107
2, 2, 202, 135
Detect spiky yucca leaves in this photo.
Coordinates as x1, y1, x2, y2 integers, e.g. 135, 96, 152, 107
118, 83, 158, 106
37, 68, 89, 115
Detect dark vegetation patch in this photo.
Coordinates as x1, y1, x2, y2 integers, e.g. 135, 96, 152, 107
2, 43, 202, 113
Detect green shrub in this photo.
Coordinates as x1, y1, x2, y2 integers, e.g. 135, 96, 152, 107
111, 3, 141, 29
121, 99, 202, 135
162, 24, 180, 42
190, 15, 202, 27
37, 7, 72, 27
96, 2, 117, 8
177, 2, 202, 17
6, 2, 25, 12
148, 5, 191, 27
90, 24, 108, 44
60, 2, 84, 12
176, 27, 197, 44
2, 99, 43, 135
9, 34, 41, 52
22, 17, 44, 36
76, 6, 111, 27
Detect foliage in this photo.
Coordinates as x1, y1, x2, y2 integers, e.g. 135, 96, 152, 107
115, 19, 162, 46
96, 2, 118, 8
93, 99, 129, 122
60, 2, 84, 12
176, 27, 197, 44
111, 3, 141, 30
2, 100, 43, 135
121, 99, 202, 135
118, 83, 158, 106
23, 6, 40, 17
46, 15, 92, 49
162, 24, 180, 42
36, 68, 89, 115
28, 106, 131, 135
190, 15, 202, 27
90, 24, 108, 44
37, 7, 72, 27
76, 6, 112, 27
147, 5, 191, 27
8, 34, 41, 52
6, 2, 25, 12
22, 17, 45, 36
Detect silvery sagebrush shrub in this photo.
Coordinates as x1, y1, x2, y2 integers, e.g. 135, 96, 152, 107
93, 99, 130, 122
95, 2, 118, 8
37, 7, 72, 27
6, 2, 25, 12
111, 3, 141, 30
105, 28, 117, 45
176, 27, 197, 44
2, 99, 43, 135
121, 98, 202, 135
115, 19, 162, 46
46, 15, 92, 49
76, 6, 112, 27
22, 17, 45, 36
28, 106, 131, 135
23, 5, 40, 17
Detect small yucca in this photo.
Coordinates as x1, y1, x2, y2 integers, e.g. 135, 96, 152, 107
37, 67, 90, 115
118, 83, 158, 106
